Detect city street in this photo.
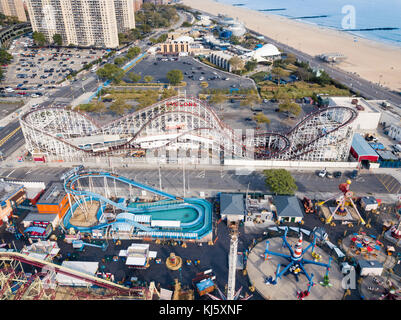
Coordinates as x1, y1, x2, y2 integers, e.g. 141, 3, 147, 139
0, 166, 399, 201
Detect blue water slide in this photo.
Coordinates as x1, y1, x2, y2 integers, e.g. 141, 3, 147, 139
63, 171, 213, 238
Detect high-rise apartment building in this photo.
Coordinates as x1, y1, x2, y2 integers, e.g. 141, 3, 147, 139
114, 0, 135, 32
26, 0, 136, 48
133, 0, 142, 12
0, 0, 27, 22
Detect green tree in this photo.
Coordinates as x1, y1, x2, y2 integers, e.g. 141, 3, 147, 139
271, 67, 290, 85
209, 92, 227, 105
230, 35, 241, 45
312, 70, 333, 86
52, 33, 62, 46
0, 48, 13, 65
245, 59, 258, 72
96, 63, 125, 84
181, 21, 192, 28
263, 169, 298, 195
278, 100, 302, 116
128, 72, 141, 83
253, 112, 270, 125
283, 53, 297, 65
77, 101, 106, 113
143, 75, 154, 83
32, 31, 47, 46
110, 98, 130, 115
229, 56, 244, 71
240, 94, 261, 107
126, 46, 141, 59
157, 34, 168, 43
161, 88, 177, 100
166, 69, 183, 85
114, 56, 128, 66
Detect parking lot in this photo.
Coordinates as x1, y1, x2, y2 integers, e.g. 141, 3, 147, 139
125, 54, 255, 96
2, 35, 107, 98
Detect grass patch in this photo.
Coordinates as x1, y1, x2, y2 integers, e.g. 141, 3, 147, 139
259, 81, 351, 100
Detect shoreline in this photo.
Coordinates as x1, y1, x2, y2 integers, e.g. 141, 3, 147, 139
182, 0, 401, 92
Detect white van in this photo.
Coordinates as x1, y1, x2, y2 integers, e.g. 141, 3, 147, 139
91, 66, 98, 73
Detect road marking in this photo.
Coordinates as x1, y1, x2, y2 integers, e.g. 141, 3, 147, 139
0, 126, 21, 147
375, 174, 392, 193
6, 169, 15, 178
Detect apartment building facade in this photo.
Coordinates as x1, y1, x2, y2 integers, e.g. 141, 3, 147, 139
114, 0, 135, 32
26, 0, 135, 48
0, 0, 27, 22
134, 0, 142, 12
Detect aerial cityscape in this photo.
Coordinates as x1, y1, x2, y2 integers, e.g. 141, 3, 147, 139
0, 0, 401, 308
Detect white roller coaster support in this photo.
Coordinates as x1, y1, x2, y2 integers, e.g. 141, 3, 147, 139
19, 96, 357, 162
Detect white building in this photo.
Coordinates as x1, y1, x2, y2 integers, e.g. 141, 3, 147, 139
118, 243, 157, 268
26, 0, 135, 48
357, 259, 383, 277
114, 0, 136, 33
56, 261, 99, 286
209, 50, 238, 72
196, 14, 212, 27
328, 96, 381, 132
242, 43, 281, 62
388, 124, 401, 142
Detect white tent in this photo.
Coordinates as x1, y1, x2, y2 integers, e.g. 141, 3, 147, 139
243, 44, 281, 62
56, 261, 99, 286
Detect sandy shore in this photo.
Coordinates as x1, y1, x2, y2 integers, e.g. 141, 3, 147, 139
182, 0, 401, 92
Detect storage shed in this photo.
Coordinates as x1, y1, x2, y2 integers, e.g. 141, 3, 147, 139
220, 193, 246, 223
357, 259, 383, 277
350, 133, 379, 165
273, 196, 304, 223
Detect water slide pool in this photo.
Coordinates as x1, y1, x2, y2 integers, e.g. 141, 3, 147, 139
63, 171, 212, 240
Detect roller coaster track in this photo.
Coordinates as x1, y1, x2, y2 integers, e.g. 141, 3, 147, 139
19, 96, 357, 160
63, 171, 213, 239
0, 252, 145, 297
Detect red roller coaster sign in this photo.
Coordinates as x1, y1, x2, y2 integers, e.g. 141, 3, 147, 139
166, 101, 198, 107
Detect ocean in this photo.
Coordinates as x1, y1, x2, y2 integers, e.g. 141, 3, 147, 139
215, 0, 401, 46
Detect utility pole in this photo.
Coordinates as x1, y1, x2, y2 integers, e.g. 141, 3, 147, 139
158, 165, 162, 191
183, 159, 186, 197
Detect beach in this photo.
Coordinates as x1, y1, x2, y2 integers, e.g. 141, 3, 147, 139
182, 0, 401, 92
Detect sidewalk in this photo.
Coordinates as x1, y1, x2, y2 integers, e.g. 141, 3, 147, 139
0, 96, 47, 127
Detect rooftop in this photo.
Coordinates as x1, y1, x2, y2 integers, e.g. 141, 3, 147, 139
0, 181, 23, 204
376, 150, 398, 161
273, 196, 304, 218
357, 259, 383, 268
220, 193, 245, 216
351, 133, 379, 159
37, 182, 66, 205
328, 96, 380, 114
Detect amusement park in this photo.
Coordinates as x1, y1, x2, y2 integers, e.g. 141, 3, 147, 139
0, 156, 401, 303
18, 95, 357, 163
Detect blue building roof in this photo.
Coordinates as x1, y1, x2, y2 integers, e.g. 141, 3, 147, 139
351, 134, 379, 159
196, 278, 214, 291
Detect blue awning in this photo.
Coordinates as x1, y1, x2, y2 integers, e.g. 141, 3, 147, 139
196, 278, 214, 291
24, 226, 46, 234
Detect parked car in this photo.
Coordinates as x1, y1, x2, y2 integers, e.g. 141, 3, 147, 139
333, 171, 342, 178
326, 172, 333, 179
349, 170, 358, 179
318, 169, 327, 178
